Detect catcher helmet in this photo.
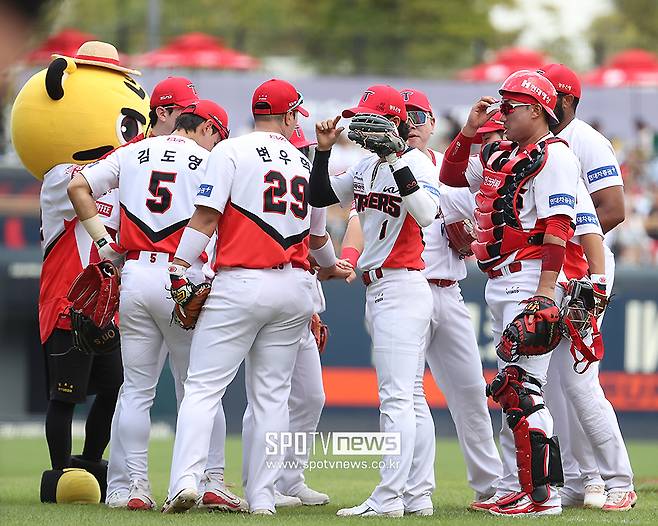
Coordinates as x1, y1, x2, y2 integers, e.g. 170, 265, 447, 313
499, 70, 559, 125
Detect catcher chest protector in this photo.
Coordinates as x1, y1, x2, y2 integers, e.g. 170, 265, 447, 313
472, 138, 568, 272
487, 365, 563, 503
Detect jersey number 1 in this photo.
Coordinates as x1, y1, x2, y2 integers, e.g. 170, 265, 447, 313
146, 170, 176, 213
263, 170, 308, 219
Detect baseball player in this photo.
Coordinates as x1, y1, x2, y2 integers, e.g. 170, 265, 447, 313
440, 70, 580, 516
539, 64, 636, 511
163, 79, 316, 515
339, 89, 505, 509
68, 100, 232, 510
310, 85, 442, 517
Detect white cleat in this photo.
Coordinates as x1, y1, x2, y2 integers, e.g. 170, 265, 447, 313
469, 493, 500, 512
161, 488, 198, 514
251, 509, 275, 515
489, 494, 561, 517
106, 488, 129, 508
198, 472, 248, 512
602, 490, 637, 512
583, 484, 607, 509
290, 486, 330, 506
274, 490, 302, 508
406, 508, 433, 516
337, 502, 403, 517
126, 479, 155, 510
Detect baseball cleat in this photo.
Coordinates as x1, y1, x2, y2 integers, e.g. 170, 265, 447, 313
290, 486, 330, 506
251, 509, 275, 515
105, 488, 129, 508
198, 472, 248, 512
161, 488, 198, 514
274, 490, 302, 508
489, 494, 561, 517
337, 502, 403, 517
127, 479, 155, 510
406, 508, 433, 516
602, 490, 637, 511
469, 493, 501, 512
583, 484, 606, 509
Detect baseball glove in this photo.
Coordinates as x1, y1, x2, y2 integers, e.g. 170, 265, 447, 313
497, 295, 562, 362
67, 261, 119, 328
347, 113, 406, 157
70, 310, 120, 355
310, 313, 329, 354
445, 219, 475, 258
171, 282, 211, 330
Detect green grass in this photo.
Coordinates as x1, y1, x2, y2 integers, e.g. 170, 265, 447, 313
1, 436, 657, 525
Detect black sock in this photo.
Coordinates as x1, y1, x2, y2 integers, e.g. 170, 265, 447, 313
45, 399, 75, 469
82, 389, 119, 462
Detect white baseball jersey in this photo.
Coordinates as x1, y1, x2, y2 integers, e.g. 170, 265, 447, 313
81, 135, 210, 255
467, 134, 580, 269
422, 149, 476, 281
194, 131, 312, 270
39, 163, 119, 343
329, 148, 441, 271
557, 118, 623, 194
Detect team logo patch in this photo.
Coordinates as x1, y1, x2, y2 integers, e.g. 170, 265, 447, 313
576, 212, 599, 226
422, 184, 441, 198
549, 193, 575, 208
197, 184, 213, 197
96, 201, 113, 217
587, 165, 619, 184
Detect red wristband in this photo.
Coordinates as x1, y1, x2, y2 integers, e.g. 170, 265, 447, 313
340, 247, 360, 268
541, 243, 566, 273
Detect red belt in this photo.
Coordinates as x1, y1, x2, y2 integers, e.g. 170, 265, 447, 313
126, 250, 174, 262
362, 268, 419, 286
487, 261, 522, 279
428, 279, 456, 287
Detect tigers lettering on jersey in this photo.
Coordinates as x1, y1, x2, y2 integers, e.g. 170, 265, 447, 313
354, 192, 402, 217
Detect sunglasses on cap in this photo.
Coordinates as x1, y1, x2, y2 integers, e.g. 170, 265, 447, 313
288, 92, 305, 114
499, 101, 533, 116
208, 115, 230, 141
407, 110, 431, 126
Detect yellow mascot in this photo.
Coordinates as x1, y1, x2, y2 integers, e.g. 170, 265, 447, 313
10, 41, 149, 504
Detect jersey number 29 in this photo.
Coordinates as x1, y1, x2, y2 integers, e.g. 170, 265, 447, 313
263, 170, 308, 219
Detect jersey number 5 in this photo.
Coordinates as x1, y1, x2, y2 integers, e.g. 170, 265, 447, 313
146, 170, 176, 213
263, 170, 308, 219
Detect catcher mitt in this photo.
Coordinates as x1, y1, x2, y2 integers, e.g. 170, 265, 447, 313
347, 113, 406, 157
445, 219, 475, 258
310, 313, 329, 354
70, 310, 120, 355
171, 282, 211, 330
67, 261, 119, 328
497, 295, 562, 362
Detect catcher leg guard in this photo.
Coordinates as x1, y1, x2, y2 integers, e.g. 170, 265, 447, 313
486, 366, 562, 504
40, 468, 101, 504
70, 455, 108, 502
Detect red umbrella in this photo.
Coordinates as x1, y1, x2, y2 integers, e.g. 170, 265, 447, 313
24, 28, 97, 65
584, 49, 658, 87
134, 32, 259, 70
457, 47, 547, 82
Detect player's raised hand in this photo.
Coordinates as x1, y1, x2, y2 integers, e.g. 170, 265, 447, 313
462, 96, 498, 137
316, 115, 345, 151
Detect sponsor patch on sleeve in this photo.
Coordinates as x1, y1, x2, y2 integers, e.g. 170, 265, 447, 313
549, 193, 575, 208
197, 184, 213, 197
96, 201, 113, 217
422, 184, 441, 198
586, 165, 619, 184
576, 212, 599, 226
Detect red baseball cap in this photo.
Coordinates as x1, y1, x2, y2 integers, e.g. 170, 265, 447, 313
181, 99, 230, 139
474, 111, 505, 143
289, 125, 316, 149
252, 79, 309, 117
150, 76, 199, 109
342, 85, 407, 122
538, 63, 582, 98
399, 88, 433, 114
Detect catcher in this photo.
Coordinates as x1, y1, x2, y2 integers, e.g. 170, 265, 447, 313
68, 100, 230, 510
440, 71, 581, 517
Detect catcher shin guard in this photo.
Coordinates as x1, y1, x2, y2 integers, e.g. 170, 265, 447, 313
40, 468, 101, 504
486, 366, 562, 503
70, 455, 108, 502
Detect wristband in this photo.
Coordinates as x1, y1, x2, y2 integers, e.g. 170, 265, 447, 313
590, 273, 606, 285
81, 215, 109, 243
310, 236, 337, 268
340, 247, 360, 268
391, 165, 419, 197
175, 227, 211, 266
168, 264, 188, 279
